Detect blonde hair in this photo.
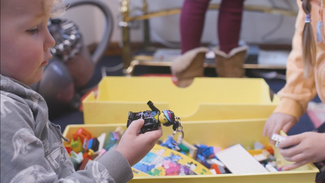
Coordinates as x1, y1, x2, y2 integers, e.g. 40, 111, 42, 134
302, 0, 316, 78
45, 0, 66, 17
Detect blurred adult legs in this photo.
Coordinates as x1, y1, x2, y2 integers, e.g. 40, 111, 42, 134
180, 0, 210, 54
174, 0, 247, 85
180, 0, 245, 54
218, 0, 245, 53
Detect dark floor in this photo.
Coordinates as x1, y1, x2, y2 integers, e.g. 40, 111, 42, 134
51, 55, 320, 136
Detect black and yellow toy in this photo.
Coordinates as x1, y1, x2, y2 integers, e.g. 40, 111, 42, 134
127, 101, 184, 139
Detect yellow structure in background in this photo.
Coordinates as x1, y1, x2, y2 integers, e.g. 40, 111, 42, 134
83, 77, 279, 125
63, 119, 318, 183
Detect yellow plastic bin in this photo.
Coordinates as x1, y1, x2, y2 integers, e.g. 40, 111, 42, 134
63, 119, 318, 183
82, 77, 280, 125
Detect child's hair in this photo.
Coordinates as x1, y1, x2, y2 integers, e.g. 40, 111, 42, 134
1, 0, 65, 17
302, 0, 316, 78
46, 0, 66, 17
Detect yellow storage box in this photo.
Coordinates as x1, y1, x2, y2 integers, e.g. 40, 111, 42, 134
82, 77, 280, 125
63, 119, 318, 183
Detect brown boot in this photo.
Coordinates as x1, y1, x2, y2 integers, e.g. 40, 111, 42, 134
171, 47, 209, 87
213, 46, 248, 77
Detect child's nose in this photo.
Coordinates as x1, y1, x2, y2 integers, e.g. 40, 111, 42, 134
45, 29, 56, 49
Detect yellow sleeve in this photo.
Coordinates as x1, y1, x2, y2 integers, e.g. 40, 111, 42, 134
274, 0, 317, 120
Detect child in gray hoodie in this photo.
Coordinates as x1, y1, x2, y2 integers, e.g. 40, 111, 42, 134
0, 0, 162, 182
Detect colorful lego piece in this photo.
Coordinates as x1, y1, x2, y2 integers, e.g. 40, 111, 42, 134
211, 164, 221, 174
196, 154, 211, 169
265, 145, 274, 154
96, 133, 106, 153
265, 163, 278, 172
271, 134, 287, 147
93, 149, 107, 161
195, 144, 208, 157
73, 128, 92, 143
160, 136, 180, 151
206, 158, 225, 167
177, 137, 197, 159
70, 137, 83, 153
213, 146, 222, 154
114, 126, 125, 137
202, 147, 215, 158
70, 151, 83, 169
104, 132, 118, 150
64, 145, 72, 155
82, 139, 88, 152
88, 138, 99, 152
253, 150, 270, 162
82, 149, 95, 160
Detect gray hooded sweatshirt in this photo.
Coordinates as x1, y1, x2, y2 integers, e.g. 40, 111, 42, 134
0, 75, 133, 183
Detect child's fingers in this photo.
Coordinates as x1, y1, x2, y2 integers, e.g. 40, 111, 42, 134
262, 121, 270, 137
282, 123, 291, 134
280, 149, 304, 162
270, 123, 283, 143
263, 117, 274, 137
282, 160, 307, 171
278, 135, 300, 149
126, 119, 144, 134
141, 127, 162, 141
263, 122, 275, 144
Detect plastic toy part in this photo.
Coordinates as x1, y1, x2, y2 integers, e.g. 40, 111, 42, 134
71, 137, 83, 152
271, 134, 286, 147
127, 101, 184, 144
73, 128, 92, 143
215, 144, 269, 174
70, 151, 83, 169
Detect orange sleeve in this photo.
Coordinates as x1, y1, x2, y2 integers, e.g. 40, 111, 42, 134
274, 0, 317, 120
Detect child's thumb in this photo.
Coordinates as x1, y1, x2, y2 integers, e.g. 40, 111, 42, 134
127, 119, 144, 134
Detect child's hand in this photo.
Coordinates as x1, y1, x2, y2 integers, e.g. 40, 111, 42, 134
279, 132, 325, 170
115, 119, 162, 166
263, 113, 297, 144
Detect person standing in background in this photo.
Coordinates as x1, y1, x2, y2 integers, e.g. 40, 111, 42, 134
171, 0, 247, 87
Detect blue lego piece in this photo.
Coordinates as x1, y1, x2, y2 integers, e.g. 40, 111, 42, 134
196, 154, 211, 169
133, 163, 155, 173
87, 139, 93, 150
169, 153, 182, 162
104, 132, 118, 150
202, 147, 214, 158
195, 144, 209, 157
141, 152, 157, 164
160, 136, 180, 151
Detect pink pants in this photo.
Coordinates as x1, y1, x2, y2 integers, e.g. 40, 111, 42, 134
180, 0, 245, 54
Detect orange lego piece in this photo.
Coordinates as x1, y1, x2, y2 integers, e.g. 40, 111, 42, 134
265, 145, 274, 155
211, 164, 221, 174
73, 128, 92, 143
247, 149, 264, 156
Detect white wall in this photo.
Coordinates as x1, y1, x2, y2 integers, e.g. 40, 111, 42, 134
62, 0, 298, 47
